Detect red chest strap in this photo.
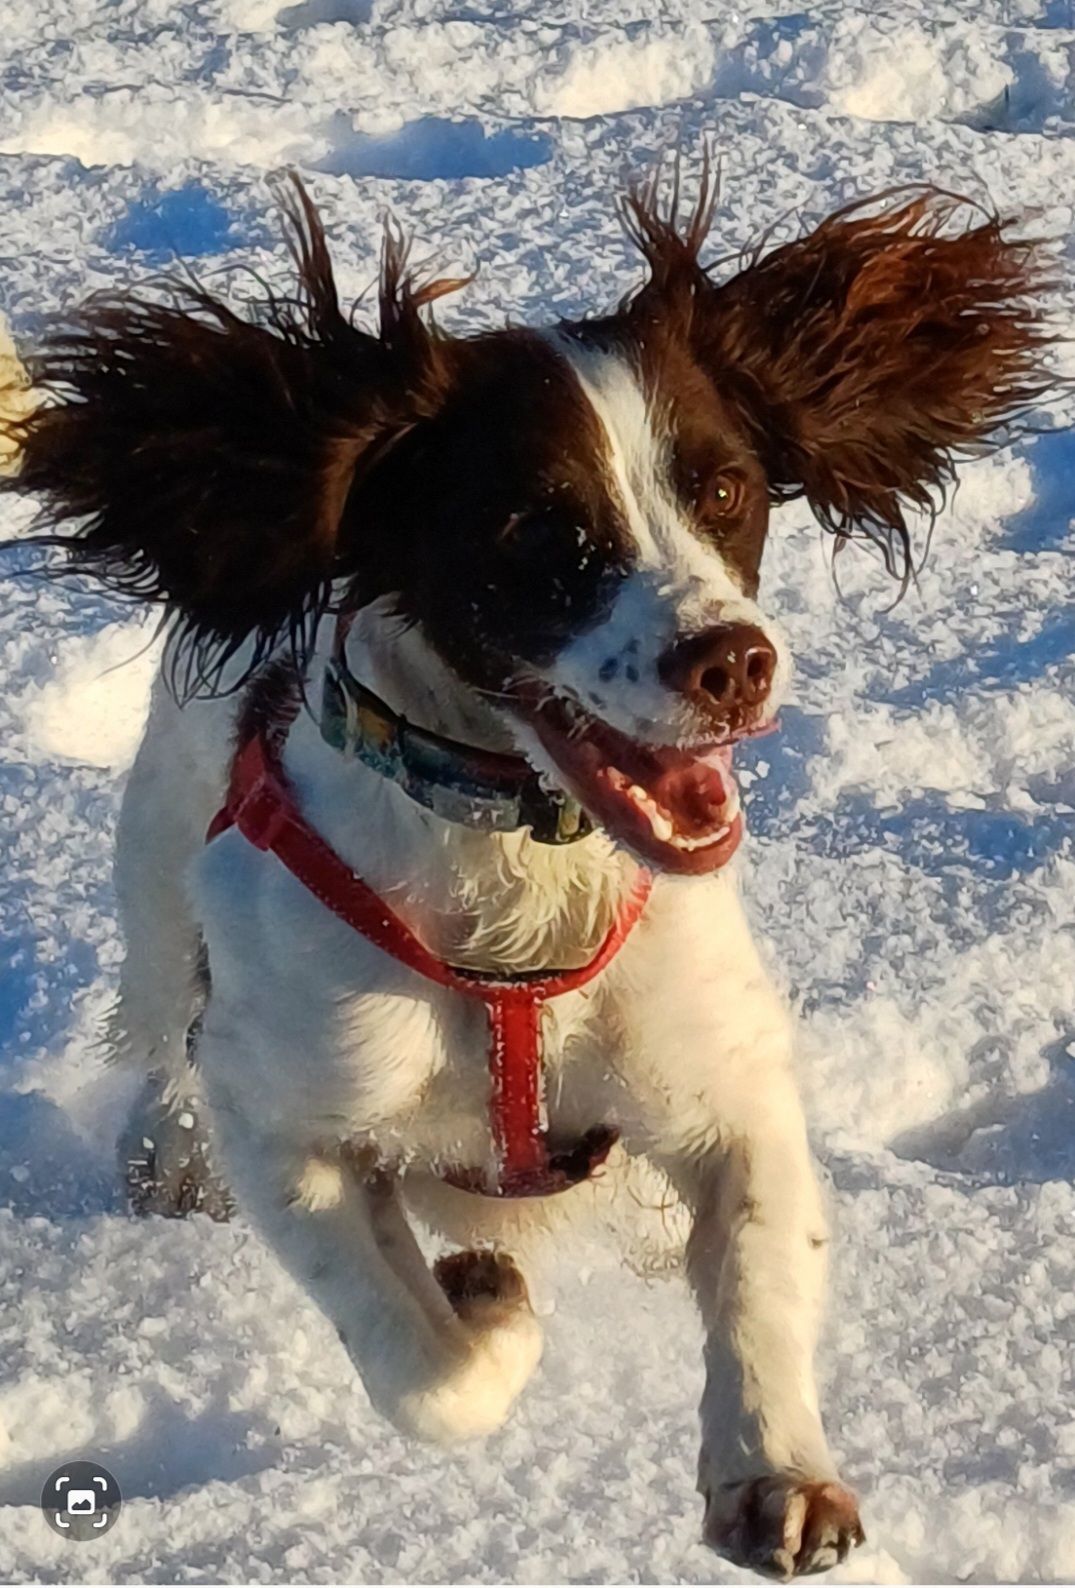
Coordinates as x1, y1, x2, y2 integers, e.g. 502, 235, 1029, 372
207, 731, 652, 1197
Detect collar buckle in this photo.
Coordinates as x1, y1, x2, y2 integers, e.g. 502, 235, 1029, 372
519, 778, 588, 844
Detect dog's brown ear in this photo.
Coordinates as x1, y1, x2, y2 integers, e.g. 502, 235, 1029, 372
3, 178, 459, 694
627, 182, 1056, 582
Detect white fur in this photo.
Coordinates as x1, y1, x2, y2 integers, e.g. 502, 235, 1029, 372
544, 339, 792, 742
104, 350, 847, 1558
111, 612, 840, 1515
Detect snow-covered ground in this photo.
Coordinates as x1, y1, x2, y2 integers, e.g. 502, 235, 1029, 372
1, 1, 1075, 1582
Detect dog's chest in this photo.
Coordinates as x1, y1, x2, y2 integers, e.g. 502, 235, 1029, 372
326, 961, 624, 1169
197, 827, 637, 1165
198, 808, 790, 1178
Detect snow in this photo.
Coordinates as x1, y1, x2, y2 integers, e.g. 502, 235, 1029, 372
15, 620, 163, 773
1, 0, 1074, 1582
820, 19, 1015, 124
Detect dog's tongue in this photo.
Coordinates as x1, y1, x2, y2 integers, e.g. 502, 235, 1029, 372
516, 690, 744, 875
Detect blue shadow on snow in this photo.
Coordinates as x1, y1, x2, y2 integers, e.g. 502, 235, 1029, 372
798, 794, 1070, 882
891, 1037, 1075, 1188
1001, 429, 1075, 554
878, 608, 1075, 712
106, 183, 237, 263
316, 115, 553, 181
738, 705, 1071, 883
278, 0, 372, 24
0, 1091, 120, 1219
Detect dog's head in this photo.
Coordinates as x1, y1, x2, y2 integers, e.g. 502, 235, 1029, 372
8, 173, 1052, 872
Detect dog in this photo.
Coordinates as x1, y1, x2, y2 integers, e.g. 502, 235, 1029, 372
4, 169, 1049, 1579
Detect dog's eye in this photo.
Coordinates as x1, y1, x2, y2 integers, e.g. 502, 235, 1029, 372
700, 470, 747, 523
498, 506, 591, 567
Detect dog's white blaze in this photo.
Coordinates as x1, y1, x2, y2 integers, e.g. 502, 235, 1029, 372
543, 338, 787, 739
549, 337, 735, 581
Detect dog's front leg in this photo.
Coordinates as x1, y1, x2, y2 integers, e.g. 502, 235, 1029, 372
208, 1106, 542, 1444
667, 1111, 863, 1580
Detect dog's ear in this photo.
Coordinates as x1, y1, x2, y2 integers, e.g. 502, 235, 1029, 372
626, 179, 1055, 581
3, 178, 461, 693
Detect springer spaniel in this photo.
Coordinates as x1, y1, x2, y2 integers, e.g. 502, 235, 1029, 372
6, 170, 1049, 1579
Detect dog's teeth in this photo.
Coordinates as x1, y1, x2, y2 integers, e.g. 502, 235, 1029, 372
604, 763, 738, 849
669, 824, 731, 853
650, 811, 674, 842
621, 781, 676, 842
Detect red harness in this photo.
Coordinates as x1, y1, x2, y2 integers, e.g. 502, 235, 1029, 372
207, 728, 652, 1197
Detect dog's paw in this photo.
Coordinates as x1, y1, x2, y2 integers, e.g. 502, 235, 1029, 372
383, 1249, 543, 1443
119, 1082, 233, 1222
434, 1248, 529, 1324
703, 1474, 864, 1580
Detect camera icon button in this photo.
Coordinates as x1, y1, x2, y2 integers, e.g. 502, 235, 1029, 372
41, 1462, 122, 1541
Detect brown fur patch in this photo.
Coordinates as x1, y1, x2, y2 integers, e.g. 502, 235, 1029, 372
434, 1248, 529, 1313
4, 168, 1056, 704
619, 171, 1055, 586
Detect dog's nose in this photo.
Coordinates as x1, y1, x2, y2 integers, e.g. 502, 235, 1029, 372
659, 624, 777, 720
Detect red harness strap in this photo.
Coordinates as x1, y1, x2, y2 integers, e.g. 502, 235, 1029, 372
207, 731, 652, 1197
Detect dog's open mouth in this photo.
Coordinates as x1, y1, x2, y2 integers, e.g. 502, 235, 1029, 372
512, 687, 762, 875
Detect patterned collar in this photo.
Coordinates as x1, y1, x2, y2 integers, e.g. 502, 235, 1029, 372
319, 654, 591, 845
